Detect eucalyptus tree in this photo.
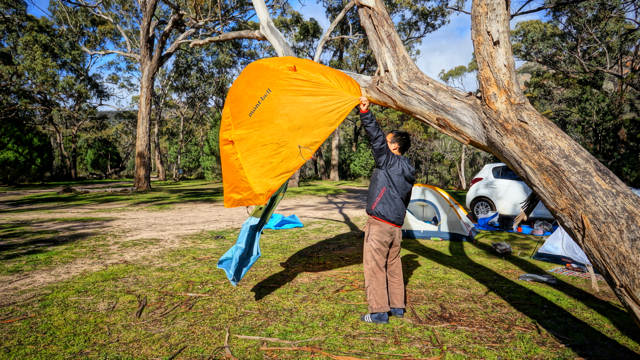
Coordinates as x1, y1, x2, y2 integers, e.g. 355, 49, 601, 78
512, 0, 640, 187
52, 0, 285, 188
1, 0, 110, 179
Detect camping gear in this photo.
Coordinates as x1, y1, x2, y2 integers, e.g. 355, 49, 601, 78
498, 215, 514, 230
220, 57, 363, 208
217, 183, 287, 286
518, 274, 558, 284
532, 226, 592, 267
475, 212, 555, 236
264, 214, 303, 230
492, 242, 512, 254
548, 267, 605, 282
401, 184, 478, 241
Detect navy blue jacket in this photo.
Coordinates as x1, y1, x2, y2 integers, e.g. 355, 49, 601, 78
360, 109, 415, 227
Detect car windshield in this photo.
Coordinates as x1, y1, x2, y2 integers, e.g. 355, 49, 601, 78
492, 166, 521, 181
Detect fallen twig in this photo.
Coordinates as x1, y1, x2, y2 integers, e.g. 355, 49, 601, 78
409, 304, 423, 324
224, 326, 237, 359
107, 299, 118, 312
0, 314, 35, 323
160, 301, 183, 317
167, 345, 187, 360
260, 346, 368, 360
134, 295, 147, 319
234, 334, 326, 345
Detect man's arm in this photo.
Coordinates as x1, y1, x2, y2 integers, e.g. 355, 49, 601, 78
359, 97, 390, 167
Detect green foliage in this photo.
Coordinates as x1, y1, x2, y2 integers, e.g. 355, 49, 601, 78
83, 137, 122, 176
201, 124, 221, 182
349, 140, 375, 179
0, 120, 52, 185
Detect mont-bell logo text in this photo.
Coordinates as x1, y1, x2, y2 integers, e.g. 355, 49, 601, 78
249, 88, 272, 117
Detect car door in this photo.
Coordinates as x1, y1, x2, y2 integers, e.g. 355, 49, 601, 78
488, 166, 529, 215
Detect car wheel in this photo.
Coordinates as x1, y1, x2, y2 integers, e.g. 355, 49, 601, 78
470, 197, 496, 221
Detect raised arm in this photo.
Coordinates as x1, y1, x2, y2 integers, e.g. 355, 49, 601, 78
359, 97, 390, 168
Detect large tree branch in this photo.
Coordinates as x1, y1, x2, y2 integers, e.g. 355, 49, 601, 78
352, 0, 640, 330
314, 0, 355, 62
189, 29, 266, 47
511, 0, 588, 18
251, 0, 295, 57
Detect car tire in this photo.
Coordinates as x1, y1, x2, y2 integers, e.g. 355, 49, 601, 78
470, 197, 496, 221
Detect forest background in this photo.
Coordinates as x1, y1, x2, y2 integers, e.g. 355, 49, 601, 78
2, 0, 638, 190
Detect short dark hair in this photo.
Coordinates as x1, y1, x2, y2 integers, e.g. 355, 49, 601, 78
389, 130, 411, 154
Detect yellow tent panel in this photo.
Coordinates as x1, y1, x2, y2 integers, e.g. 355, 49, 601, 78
220, 57, 362, 207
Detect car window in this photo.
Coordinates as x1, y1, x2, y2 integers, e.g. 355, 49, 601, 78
497, 166, 521, 181
492, 167, 501, 178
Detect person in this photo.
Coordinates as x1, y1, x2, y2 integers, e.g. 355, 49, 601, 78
358, 96, 415, 324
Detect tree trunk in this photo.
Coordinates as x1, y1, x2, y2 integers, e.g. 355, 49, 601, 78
352, 119, 359, 152
458, 144, 466, 190
70, 130, 78, 179
50, 135, 57, 175
352, 0, 640, 326
315, 147, 327, 180
174, 114, 185, 181
134, 65, 154, 189
55, 130, 72, 179
288, 169, 301, 187
329, 128, 340, 181
154, 113, 166, 181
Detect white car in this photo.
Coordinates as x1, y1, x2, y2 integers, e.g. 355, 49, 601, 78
466, 163, 554, 220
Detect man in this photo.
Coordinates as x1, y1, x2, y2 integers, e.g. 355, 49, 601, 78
358, 96, 415, 325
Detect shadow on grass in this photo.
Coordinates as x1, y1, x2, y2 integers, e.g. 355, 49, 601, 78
0, 188, 224, 214
402, 238, 639, 359
0, 220, 111, 261
469, 236, 640, 346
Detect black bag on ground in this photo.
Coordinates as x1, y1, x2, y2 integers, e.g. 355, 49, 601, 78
498, 215, 514, 230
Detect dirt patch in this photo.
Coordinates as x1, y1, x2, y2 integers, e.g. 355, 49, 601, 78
0, 187, 367, 305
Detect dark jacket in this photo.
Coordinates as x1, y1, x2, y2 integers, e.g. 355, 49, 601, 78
360, 109, 415, 227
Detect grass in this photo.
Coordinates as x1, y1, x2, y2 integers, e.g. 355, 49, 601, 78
1, 217, 638, 359
0, 217, 120, 275
0, 179, 366, 215
0, 179, 133, 193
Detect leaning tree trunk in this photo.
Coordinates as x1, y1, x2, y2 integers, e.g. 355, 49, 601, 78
352, 0, 640, 326
329, 128, 340, 181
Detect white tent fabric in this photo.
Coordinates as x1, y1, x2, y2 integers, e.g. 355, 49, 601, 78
533, 226, 592, 266
402, 185, 478, 241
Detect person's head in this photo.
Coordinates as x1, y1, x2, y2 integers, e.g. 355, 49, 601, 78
386, 131, 411, 155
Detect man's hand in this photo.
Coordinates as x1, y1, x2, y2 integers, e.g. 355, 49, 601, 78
359, 96, 370, 112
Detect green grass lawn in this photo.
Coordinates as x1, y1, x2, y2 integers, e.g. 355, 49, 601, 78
0, 179, 367, 215
1, 217, 638, 359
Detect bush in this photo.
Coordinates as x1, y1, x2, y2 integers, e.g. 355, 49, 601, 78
201, 125, 221, 181
350, 140, 375, 179
0, 120, 52, 185
83, 137, 122, 177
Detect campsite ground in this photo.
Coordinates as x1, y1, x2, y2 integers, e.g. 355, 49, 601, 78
0, 179, 638, 359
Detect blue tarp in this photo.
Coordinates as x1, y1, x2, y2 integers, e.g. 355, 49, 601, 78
264, 214, 304, 230
476, 212, 556, 236
217, 183, 288, 286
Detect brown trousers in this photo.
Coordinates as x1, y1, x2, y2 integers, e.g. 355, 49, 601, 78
363, 216, 405, 313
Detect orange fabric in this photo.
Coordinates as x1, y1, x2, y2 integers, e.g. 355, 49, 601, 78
220, 57, 362, 208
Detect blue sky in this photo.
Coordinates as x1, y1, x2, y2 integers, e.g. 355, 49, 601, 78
27, 0, 544, 94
